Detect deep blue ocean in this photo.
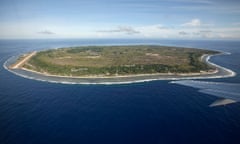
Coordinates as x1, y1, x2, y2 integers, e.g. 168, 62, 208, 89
0, 39, 240, 144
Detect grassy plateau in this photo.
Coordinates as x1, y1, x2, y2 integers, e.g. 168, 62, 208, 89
21, 45, 218, 77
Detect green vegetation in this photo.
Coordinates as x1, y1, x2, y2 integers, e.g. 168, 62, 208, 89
23, 45, 218, 76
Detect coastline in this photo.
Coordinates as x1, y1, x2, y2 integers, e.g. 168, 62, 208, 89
4, 52, 236, 85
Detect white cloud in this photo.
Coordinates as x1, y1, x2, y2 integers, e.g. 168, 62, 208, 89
181, 19, 202, 27
38, 30, 55, 35
179, 31, 188, 35
137, 24, 176, 38
181, 19, 214, 29
97, 26, 140, 35
1, 20, 240, 40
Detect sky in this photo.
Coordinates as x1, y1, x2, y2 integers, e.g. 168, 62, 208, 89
0, 0, 240, 39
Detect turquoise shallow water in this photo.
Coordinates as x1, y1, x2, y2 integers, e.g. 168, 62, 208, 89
0, 39, 240, 144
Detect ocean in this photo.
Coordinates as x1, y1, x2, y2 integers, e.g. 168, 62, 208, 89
0, 39, 240, 144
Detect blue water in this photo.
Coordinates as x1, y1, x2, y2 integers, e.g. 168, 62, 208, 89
0, 39, 240, 144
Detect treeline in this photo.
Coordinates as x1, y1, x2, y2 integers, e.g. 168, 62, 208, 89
188, 52, 209, 72
67, 47, 103, 53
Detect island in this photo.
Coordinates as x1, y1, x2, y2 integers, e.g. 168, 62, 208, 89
9, 45, 219, 79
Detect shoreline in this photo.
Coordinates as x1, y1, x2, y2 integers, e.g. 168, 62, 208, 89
4, 52, 236, 85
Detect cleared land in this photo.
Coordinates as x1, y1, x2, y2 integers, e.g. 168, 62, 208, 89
13, 45, 218, 77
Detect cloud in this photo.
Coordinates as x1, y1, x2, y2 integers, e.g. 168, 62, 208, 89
179, 31, 188, 35
97, 26, 140, 35
181, 19, 214, 28
181, 19, 201, 27
136, 24, 178, 38
199, 30, 212, 38
38, 30, 55, 35
199, 30, 212, 33
193, 32, 200, 35
157, 25, 172, 30
190, 30, 213, 38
